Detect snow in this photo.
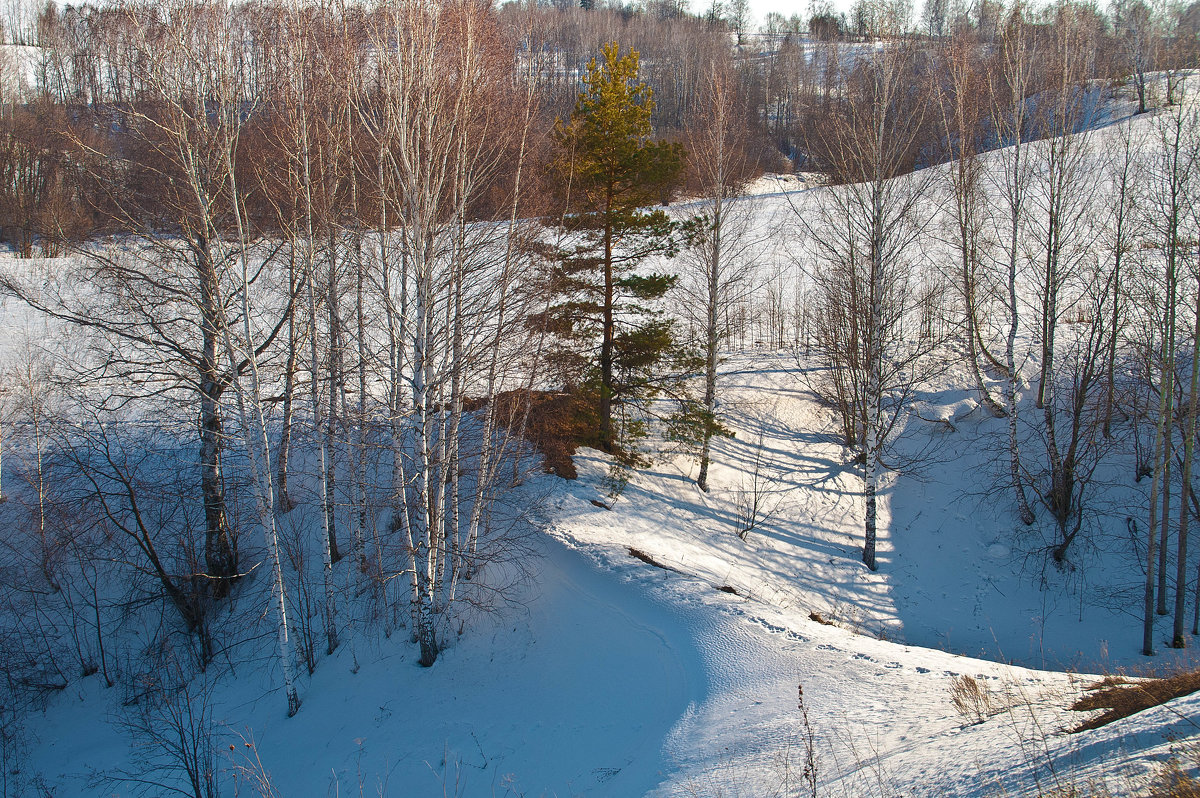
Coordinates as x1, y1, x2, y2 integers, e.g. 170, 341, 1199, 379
16, 347, 1196, 796
23, 537, 701, 796
540, 352, 1197, 796
245, 537, 706, 797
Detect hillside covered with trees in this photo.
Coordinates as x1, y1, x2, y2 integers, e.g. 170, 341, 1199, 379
1, 0, 1200, 794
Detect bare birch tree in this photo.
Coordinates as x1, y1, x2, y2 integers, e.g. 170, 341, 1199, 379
936, 30, 1007, 418
804, 40, 934, 571
0, 0, 303, 707
366, 0, 530, 666
987, 9, 1038, 526
678, 53, 762, 492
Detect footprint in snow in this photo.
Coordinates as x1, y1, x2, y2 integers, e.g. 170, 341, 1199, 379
853, 653, 874, 661
916, 667, 931, 674
886, 662, 902, 669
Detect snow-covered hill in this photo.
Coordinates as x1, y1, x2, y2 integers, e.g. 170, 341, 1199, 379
14, 344, 1197, 797
10, 78, 1200, 798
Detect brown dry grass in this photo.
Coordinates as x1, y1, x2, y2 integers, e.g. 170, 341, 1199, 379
1070, 669, 1200, 733
471, 389, 598, 479
950, 673, 995, 724
1148, 766, 1200, 798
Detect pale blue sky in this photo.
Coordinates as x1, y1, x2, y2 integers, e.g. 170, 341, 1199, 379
748, 0, 813, 24
743, 0, 920, 29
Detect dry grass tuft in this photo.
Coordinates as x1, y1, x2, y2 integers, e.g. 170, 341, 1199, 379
1070, 669, 1200, 733
950, 674, 994, 724
1148, 763, 1200, 798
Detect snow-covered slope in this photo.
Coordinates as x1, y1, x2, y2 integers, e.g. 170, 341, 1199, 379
17, 346, 1195, 797
20, 534, 699, 796
543, 351, 1199, 797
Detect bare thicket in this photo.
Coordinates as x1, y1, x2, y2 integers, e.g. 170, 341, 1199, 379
802, 38, 938, 571
733, 427, 783, 542
109, 652, 219, 798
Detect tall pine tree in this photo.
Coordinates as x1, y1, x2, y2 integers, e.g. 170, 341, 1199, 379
542, 42, 686, 459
